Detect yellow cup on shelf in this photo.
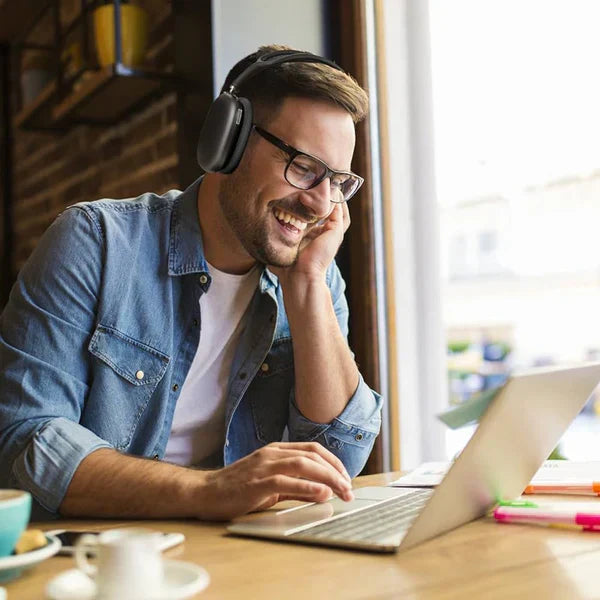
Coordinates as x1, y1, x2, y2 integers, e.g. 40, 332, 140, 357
93, 3, 149, 67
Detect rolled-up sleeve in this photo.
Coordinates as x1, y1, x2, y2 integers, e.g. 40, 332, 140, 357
12, 418, 111, 514
0, 207, 112, 514
287, 261, 383, 477
288, 375, 383, 477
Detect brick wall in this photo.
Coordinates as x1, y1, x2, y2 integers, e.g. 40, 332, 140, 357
12, 94, 179, 271
10, 0, 181, 273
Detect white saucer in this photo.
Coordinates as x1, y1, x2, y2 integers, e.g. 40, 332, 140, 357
159, 560, 210, 599
46, 559, 210, 600
0, 535, 61, 583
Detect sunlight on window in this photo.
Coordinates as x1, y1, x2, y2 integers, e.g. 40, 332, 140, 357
429, 0, 600, 459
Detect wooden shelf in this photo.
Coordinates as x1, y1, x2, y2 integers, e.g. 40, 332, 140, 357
13, 63, 183, 130
7, 2, 190, 131
12, 79, 60, 130
51, 63, 178, 125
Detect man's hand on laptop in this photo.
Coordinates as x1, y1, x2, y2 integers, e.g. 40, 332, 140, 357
197, 442, 354, 521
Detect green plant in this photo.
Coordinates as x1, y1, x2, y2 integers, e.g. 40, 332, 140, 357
547, 446, 566, 460
448, 341, 470, 354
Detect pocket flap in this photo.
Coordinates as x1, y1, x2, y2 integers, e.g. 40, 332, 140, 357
257, 338, 294, 377
89, 325, 169, 386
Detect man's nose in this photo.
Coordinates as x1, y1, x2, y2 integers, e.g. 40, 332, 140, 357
298, 178, 332, 219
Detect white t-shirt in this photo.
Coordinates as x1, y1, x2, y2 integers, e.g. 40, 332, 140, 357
164, 262, 260, 467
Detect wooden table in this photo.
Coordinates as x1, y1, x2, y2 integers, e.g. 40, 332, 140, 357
7, 472, 600, 599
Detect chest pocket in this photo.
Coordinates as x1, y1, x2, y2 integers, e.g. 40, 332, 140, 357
87, 324, 170, 449
248, 338, 294, 444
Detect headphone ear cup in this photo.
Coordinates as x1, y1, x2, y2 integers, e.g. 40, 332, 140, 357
196, 93, 245, 173
219, 97, 253, 174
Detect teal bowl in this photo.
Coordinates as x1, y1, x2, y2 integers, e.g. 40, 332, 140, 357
0, 490, 31, 557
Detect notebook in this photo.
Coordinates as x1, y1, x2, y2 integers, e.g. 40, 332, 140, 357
391, 460, 600, 492
227, 362, 600, 552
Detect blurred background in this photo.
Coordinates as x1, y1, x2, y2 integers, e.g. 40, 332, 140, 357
1, 0, 599, 472
431, 0, 600, 461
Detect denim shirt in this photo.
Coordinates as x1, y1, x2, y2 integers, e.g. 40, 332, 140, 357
0, 177, 382, 517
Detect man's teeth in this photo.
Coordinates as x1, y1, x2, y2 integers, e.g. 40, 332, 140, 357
274, 209, 307, 230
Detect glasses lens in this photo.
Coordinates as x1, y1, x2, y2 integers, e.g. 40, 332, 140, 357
286, 154, 326, 189
286, 154, 362, 203
331, 173, 361, 203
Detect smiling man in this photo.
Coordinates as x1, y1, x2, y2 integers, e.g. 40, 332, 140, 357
0, 46, 382, 520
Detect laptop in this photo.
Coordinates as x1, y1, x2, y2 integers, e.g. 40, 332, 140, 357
227, 362, 600, 552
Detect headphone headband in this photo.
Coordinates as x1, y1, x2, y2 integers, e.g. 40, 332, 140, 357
228, 50, 343, 94
197, 49, 344, 174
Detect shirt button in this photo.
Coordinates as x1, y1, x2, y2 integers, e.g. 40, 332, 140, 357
199, 274, 208, 284
193, 319, 199, 327
260, 363, 269, 373
172, 383, 179, 391
135, 370, 144, 380
239, 372, 247, 380
355, 433, 364, 441
153, 454, 159, 460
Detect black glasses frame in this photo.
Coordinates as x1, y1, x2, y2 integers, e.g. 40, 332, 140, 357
253, 125, 364, 202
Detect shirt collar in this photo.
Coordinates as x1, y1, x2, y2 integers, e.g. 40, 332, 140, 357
168, 176, 209, 276
261, 267, 279, 290
167, 176, 279, 293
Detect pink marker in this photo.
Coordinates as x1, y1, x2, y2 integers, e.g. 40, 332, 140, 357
494, 502, 600, 530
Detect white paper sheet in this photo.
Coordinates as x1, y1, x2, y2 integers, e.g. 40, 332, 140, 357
390, 460, 600, 488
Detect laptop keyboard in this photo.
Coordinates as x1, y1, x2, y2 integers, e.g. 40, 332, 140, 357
291, 489, 433, 543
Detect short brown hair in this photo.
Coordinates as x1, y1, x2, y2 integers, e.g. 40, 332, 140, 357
221, 44, 369, 126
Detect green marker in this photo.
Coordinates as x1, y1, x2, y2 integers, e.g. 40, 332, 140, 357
498, 499, 538, 508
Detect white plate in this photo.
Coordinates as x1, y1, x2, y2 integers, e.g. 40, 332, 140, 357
158, 560, 210, 599
46, 559, 210, 600
0, 535, 61, 583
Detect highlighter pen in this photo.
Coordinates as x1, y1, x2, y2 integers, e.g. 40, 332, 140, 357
523, 482, 600, 496
494, 504, 600, 530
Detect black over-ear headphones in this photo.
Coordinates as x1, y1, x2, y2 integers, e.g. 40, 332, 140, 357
196, 50, 343, 175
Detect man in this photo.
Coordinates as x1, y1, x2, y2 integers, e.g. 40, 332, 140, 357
0, 45, 382, 520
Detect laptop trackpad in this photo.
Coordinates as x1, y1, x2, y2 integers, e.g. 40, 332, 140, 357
278, 497, 377, 518
229, 498, 380, 536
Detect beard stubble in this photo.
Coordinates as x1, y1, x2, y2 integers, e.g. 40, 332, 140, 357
217, 168, 303, 268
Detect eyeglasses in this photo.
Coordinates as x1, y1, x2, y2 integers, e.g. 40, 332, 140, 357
253, 125, 364, 203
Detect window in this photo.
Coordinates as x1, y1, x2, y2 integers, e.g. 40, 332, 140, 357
377, 0, 600, 468
430, 0, 600, 460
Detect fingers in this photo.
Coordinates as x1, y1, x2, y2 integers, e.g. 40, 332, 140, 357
341, 201, 351, 232
250, 442, 353, 501
276, 449, 349, 485
255, 474, 335, 504
327, 203, 349, 236
292, 203, 347, 269
200, 443, 355, 520
323, 202, 343, 229
302, 221, 327, 243
276, 490, 334, 504
323, 203, 336, 220
261, 455, 353, 501
268, 441, 352, 483
262, 443, 353, 501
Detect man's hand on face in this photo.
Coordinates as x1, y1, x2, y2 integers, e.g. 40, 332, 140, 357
196, 442, 354, 521
271, 202, 351, 284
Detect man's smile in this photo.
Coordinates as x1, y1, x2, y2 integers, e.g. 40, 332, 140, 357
272, 207, 311, 239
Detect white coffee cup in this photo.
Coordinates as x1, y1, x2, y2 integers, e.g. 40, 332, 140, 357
74, 528, 164, 600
